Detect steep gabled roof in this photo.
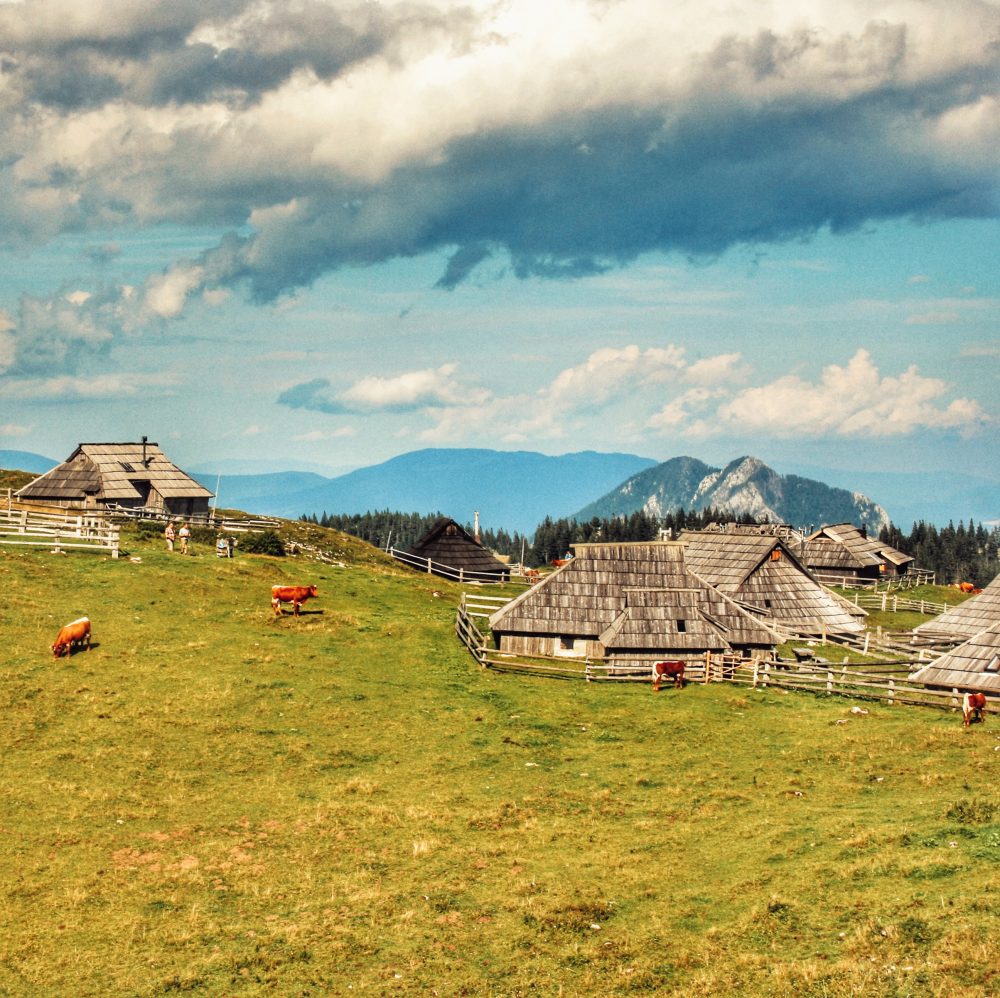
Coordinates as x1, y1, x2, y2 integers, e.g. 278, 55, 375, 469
678, 529, 866, 635
908, 624, 1000, 694
16, 442, 213, 503
489, 541, 780, 649
914, 573, 1000, 641
406, 517, 508, 577
803, 523, 912, 571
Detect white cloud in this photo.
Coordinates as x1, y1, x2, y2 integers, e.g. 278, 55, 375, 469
0, 371, 179, 401
339, 363, 489, 412
292, 427, 357, 442
905, 310, 960, 325
0, 422, 30, 437
711, 349, 989, 438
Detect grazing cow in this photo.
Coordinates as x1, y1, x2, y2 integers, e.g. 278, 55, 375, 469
52, 617, 91, 658
962, 692, 987, 727
958, 581, 976, 593
271, 585, 318, 616
652, 659, 685, 692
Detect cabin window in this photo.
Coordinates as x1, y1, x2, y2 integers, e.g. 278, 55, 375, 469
676, 619, 686, 633
770, 549, 782, 561
558, 636, 575, 651
764, 599, 772, 609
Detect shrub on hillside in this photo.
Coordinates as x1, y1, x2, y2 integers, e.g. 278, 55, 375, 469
239, 529, 285, 557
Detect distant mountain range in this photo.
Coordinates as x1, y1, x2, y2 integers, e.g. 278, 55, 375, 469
3, 446, 996, 532
574, 455, 890, 535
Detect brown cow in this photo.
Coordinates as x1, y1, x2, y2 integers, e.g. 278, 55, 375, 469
962, 692, 987, 727
52, 617, 91, 658
271, 585, 318, 616
652, 660, 685, 691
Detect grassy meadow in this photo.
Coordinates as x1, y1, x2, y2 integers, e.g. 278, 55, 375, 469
0, 522, 997, 997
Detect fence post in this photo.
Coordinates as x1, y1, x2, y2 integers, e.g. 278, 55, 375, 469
951, 687, 959, 709
704, 651, 711, 684
762, 661, 770, 689
863, 632, 870, 655
888, 678, 894, 706
827, 670, 833, 694
881, 592, 887, 611
427, 557, 432, 574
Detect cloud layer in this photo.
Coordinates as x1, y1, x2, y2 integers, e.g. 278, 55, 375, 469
1, 0, 997, 340
280, 344, 990, 444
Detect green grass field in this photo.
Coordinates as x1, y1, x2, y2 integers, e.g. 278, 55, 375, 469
0, 524, 996, 996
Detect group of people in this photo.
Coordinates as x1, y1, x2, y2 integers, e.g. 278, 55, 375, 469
164, 521, 235, 557
163, 521, 191, 554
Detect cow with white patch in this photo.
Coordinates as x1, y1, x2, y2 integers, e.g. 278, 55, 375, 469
52, 617, 91, 658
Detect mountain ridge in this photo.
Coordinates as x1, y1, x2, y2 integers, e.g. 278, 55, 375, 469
574, 455, 891, 534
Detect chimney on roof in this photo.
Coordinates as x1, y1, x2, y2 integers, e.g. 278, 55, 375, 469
141, 435, 149, 467
474, 510, 481, 544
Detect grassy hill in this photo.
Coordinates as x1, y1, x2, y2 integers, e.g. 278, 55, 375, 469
0, 520, 996, 996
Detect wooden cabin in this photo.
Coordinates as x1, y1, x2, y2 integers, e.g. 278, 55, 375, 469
914, 572, 1000, 642
488, 541, 779, 667
908, 624, 1000, 695
678, 529, 866, 638
803, 523, 913, 583
15, 440, 213, 517
404, 517, 510, 582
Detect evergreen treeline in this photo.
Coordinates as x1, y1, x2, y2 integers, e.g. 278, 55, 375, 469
880, 520, 1000, 587
300, 510, 446, 551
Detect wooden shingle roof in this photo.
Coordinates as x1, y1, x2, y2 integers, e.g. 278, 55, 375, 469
803, 523, 912, 571
406, 517, 508, 577
678, 530, 866, 635
489, 541, 780, 649
16, 442, 213, 503
914, 573, 1000, 641
908, 625, 1000, 694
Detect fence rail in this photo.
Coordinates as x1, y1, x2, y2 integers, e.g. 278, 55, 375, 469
391, 547, 532, 587
454, 599, 992, 717
814, 569, 935, 590
849, 591, 948, 615
0, 506, 119, 557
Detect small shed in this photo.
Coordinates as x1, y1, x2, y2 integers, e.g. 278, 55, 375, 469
914, 572, 1000, 642
803, 523, 913, 582
908, 625, 1000, 695
15, 440, 213, 517
488, 541, 779, 666
404, 517, 510, 582
678, 529, 866, 638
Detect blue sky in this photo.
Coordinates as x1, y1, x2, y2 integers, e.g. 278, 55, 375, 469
0, 0, 997, 489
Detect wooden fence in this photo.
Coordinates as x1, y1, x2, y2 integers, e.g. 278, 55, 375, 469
454, 598, 992, 716
849, 591, 947, 615
391, 548, 533, 587
813, 569, 935, 590
0, 505, 119, 557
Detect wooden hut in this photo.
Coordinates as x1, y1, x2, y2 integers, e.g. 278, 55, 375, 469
913, 572, 1000, 642
488, 541, 779, 667
908, 625, 1000, 695
678, 529, 866, 638
802, 523, 913, 583
15, 440, 213, 517
404, 517, 510, 582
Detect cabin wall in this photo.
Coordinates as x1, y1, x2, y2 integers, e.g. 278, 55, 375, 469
495, 633, 603, 659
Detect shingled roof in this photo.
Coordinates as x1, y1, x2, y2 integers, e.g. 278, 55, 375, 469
908, 625, 1000, 694
16, 442, 213, 505
678, 529, 866, 636
489, 541, 780, 651
914, 572, 1000, 642
405, 517, 509, 581
803, 523, 913, 573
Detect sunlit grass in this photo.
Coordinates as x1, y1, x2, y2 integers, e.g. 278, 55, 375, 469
0, 526, 996, 996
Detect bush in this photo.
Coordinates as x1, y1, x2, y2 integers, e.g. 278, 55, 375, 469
238, 530, 285, 557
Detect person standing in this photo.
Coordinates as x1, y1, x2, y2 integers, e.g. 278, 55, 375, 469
164, 521, 176, 552
178, 522, 191, 555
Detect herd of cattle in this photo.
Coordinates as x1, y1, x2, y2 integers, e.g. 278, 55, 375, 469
46, 584, 989, 728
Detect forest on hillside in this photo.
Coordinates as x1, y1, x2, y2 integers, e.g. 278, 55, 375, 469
303, 508, 1000, 586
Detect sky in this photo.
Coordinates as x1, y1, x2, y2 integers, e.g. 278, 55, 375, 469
0, 0, 998, 487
